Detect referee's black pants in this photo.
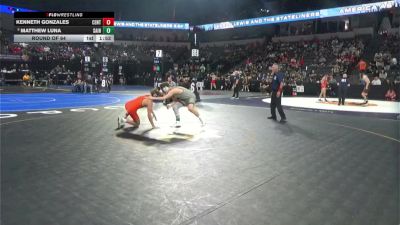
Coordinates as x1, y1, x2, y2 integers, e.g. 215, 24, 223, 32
232, 85, 239, 98
338, 86, 347, 105
270, 91, 286, 119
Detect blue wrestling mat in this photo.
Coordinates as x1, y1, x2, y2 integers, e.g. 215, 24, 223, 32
0, 93, 136, 112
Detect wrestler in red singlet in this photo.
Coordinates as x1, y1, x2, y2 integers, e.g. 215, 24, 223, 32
320, 76, 328, 89
118, 89, 160, 129
318, 75, 330, 102
124, 95, 149, 123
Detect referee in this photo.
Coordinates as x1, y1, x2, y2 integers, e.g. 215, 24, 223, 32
268, 63, 287, 122
231, 70, 241, 99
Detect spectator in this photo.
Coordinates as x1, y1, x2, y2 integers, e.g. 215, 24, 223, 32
378, 70, 387, 80
22, 73, 30, 86
119, 76, 125, 85
73, 77, 84, 92
84, 74, 94, 94
385, 83, 397, 101
391, 57, 397, 68
167, 74, 176, 87
371, 76, 382, 85
374, 53, 384, 70
260, 79, 271, 95
357, 59, 367, 73
395, 75, 400, 85
200, 64, 206, 73
65, 75, 72, 85
242, 75, 250, 92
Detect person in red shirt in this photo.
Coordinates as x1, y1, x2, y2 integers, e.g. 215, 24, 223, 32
357, 59, 367, 72
299, 57, 304, 68
117, 89, 160, 129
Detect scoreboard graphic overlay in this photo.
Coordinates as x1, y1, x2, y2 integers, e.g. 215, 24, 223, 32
14, 12, 114, 42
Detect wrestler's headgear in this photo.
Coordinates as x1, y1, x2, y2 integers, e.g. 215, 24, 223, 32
159, 82, 170, 93
150, 88, 161, 97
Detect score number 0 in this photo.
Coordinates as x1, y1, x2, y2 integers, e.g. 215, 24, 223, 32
102, 18, 114, 26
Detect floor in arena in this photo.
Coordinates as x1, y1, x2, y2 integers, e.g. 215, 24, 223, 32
1, 86, 399, 225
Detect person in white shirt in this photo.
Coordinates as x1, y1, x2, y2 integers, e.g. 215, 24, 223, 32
391, 57, 398, 70
371, 76, 381, 86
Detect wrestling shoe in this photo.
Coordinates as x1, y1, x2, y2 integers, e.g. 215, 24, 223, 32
175, 121, 181, 128
118, 117, 126, 129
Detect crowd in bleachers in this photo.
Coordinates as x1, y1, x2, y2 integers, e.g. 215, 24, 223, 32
197, 37, 367, 85
179, 35, 399, 98
1, 28, 399, 99
370, 34, 400, 83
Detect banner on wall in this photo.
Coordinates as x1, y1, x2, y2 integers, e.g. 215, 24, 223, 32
198, 0, 399, 31
114, 21, 189, 30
